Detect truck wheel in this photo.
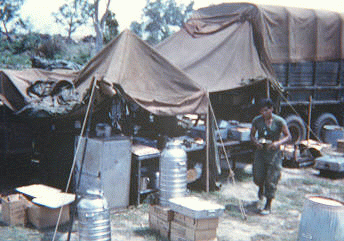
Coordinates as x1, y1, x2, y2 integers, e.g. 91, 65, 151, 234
313, 113, 338, 142
285, 115, 306, 143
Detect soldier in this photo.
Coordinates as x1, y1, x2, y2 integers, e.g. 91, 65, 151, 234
250, 98, 291, 215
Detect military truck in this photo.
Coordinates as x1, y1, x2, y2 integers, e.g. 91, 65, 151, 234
157, 3, 344, 143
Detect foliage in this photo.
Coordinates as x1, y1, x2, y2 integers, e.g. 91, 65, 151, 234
73, 46, 93, 65
52, 0, 90, 41
36, 36, 65, 59
9, 33, 41, 54
103, 10, 119, 44
130, 0, 194, 45
0, 49, 31, 69
0, 0, 24, 40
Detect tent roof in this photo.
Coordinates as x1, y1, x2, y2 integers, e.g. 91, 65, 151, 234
156, 3, 344, 93
74, 30, 209, 116
0, 68, 78, 112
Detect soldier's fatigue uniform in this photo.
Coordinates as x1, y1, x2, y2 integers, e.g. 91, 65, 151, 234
252, 114, 287, 199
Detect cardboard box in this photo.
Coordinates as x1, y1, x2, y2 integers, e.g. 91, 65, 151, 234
1, 194, 28, 226
170, 221, 217, 241
27, 203, 70, 229
173, 212, 219, 230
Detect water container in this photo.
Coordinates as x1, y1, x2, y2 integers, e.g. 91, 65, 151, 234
159, 141, 187, 206
77, 190, 111, 241
324, 125, 344, 147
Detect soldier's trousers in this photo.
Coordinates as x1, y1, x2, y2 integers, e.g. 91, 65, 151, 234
253, 149, 283, 199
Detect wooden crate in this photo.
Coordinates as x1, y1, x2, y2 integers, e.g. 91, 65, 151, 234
173, 212, 219, 230
149, 205, 174, 239
1, 194, 29, 226
149, 204, 174, 221
170, 220, 217, 241
149, 213, 171, 239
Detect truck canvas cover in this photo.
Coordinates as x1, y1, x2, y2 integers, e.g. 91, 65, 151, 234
156, 3, 344, 92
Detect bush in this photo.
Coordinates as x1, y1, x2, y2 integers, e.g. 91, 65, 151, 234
10, 33, 41, 54
37, 36, 65, 59
73, 47, 92, 65
0, 50, 31, 69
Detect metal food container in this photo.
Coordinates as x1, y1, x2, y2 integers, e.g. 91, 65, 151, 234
159, 142, 187, 206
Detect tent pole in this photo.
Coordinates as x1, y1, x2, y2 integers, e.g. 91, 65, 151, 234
307, 95, 312, 142
52, 77, 98, 241
206, 106, 210, 193
266, 79, 270, 98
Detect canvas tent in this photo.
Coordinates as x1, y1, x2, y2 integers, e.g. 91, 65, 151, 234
72, 30, 219, 191
73, 29, 209, 116
0, 69, 78, 115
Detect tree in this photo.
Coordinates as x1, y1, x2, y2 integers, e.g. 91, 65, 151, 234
89, 0, 111, 53
103, 9, 119, 44
0, 0, 24, 42
52, 0, 90, 41
130, 0, 194, 45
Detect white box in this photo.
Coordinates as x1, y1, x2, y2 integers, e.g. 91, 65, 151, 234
168, 196, 224, 219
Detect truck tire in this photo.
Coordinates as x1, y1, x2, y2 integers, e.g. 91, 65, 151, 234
313, 113, 339, 142
285, 115, 306, 143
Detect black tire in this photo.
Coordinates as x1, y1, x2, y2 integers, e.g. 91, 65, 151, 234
285, 115, 306, 144
313, 113, 339, 142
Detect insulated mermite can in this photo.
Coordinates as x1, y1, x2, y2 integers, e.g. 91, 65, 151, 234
159, 141, 187, 207
77, 190, 111, 241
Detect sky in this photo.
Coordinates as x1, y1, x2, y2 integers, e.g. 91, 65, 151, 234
19, 0, 344, 38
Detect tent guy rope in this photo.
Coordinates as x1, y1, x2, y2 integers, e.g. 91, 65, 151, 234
52, 77, 98, 241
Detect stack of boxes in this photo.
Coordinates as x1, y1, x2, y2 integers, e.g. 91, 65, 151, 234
149, 196, 224, 241
149, 205, 174, 239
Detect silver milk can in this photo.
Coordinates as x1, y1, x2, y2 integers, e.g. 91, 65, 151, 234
77, 190, 111, 241
159, 141, 187, 206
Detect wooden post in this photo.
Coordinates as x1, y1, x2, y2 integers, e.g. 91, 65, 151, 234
307, 96, 312, 141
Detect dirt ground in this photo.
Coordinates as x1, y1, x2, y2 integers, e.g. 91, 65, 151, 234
1, 162, 344, 241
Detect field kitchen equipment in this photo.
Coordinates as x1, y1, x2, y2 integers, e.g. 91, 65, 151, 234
77, 189, 111, 241
159, 141, 188, 206
314, 153, 344, 174
74, 135, 131, 210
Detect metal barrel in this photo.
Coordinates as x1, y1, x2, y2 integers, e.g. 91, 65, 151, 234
324, 125, 344, 147
77, 193, 111, 241
159, 142, 187, 206
298, 195, 344, 241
